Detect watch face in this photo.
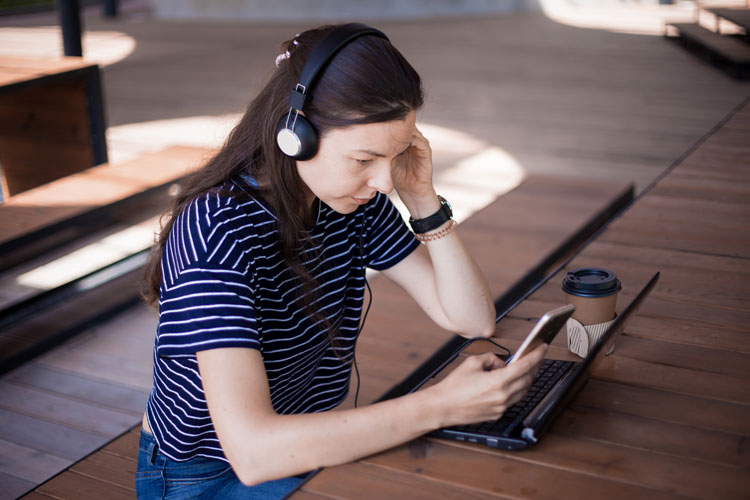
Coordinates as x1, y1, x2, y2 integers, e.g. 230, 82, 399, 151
438, 195, 453, 217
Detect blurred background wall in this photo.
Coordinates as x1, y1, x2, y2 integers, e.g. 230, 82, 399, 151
149, 0, 542, 21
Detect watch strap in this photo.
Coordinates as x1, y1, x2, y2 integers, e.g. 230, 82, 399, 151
409, 195, 453, 234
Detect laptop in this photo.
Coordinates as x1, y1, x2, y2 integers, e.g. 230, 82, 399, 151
415, 271, 660, 450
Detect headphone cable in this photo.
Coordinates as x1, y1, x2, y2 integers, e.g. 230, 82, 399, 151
353, 209, 372, 408
353, 275, 372, 408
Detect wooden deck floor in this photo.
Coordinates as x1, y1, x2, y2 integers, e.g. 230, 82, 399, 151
17, 95, 749, 499
6, 173, 631, 500
0, 2, 748, 498
0, 304, 155, 499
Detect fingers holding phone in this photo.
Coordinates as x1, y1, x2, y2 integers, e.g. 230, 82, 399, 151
431, 345, 547, 427
424, 304, 572, 428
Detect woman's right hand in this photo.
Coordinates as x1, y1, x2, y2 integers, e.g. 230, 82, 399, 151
427, 343, 548, 428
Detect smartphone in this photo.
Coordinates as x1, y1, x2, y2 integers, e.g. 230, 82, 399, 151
506, 304, 575, 365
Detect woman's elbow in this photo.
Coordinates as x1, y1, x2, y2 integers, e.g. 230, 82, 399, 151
456, 314, 496, 339
236, 468, 286, 488
224, 452, 259, 486
223, 442, 274, 487
475, 307, 497, 338
232, 458, 278, 488
229, 442, 311, 487
235, 468, 262, 488
477, 323, 496, 338
470, 322, 496, 339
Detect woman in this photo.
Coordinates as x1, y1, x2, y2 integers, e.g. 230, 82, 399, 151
136, 23, 546, 499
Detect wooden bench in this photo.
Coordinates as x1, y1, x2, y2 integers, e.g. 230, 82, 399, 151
666, 15, 750, 79
0, 56, 108, 199
15, 175, 633, 499
706, 7, 750, 38
0, 145, 210, 269
0, 146, 211, 375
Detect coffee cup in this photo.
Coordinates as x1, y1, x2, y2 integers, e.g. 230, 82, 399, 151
561, 268, 621, 357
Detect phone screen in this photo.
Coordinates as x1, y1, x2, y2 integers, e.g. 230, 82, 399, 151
506, 304, 575, 365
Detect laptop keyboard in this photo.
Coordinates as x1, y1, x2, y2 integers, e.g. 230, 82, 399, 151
450, 359, 574, 438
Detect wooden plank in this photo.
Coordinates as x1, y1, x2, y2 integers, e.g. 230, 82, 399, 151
0, 145, 209, 245
16, 492, 56, 500
99, 428, 140, 461
591, 355, 750, 405
35, 471, 135, 500
25, 302, 155, 372
70, 452, 136, 492
0, 407, 109, 461
603, 334, 749, 380
599, 195, 750, 258
0, 381, 140, 437
0, 438, 69, 484
0, 471, 35, 500
651, 170, 750, 205
519, 433, 748, 500
290, 491, 337, 500
677, 155, 750, 182
619, 314, 750, 354
554, 404, 749, 468
678, 153, 750, 179
357, 438, 692, 500
303, 461, 503, 500
7, 364, 150, 414
576, 380, 750, 436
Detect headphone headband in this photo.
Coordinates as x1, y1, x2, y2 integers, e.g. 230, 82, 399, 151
288, 23, 389, 112
277, 23, 389, 160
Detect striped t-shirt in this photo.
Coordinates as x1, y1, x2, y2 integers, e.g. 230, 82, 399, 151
145, 177, 419, 462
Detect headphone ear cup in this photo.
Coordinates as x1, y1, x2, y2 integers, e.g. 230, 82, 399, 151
276, 114, 319, 161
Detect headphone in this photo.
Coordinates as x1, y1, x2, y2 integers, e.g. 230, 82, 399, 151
275, 23, 389, 161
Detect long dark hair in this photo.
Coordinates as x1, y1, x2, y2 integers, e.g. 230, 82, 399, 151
143, 24, 424, 327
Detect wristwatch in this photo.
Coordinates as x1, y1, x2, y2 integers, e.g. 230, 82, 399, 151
409, 195, 453, 234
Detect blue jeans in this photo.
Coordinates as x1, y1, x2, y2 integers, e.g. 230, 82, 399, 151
136, 429, 304, 499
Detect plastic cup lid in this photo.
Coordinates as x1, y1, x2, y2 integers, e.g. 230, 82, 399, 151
561, 268, 621, 298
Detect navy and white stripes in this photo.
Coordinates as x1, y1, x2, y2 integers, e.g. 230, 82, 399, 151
146, 179, 419, 462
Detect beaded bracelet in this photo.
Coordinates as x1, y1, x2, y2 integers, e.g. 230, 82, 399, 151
414, 219, 457, 243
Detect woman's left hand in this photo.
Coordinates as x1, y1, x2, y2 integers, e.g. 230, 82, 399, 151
392, 128, 439, 216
